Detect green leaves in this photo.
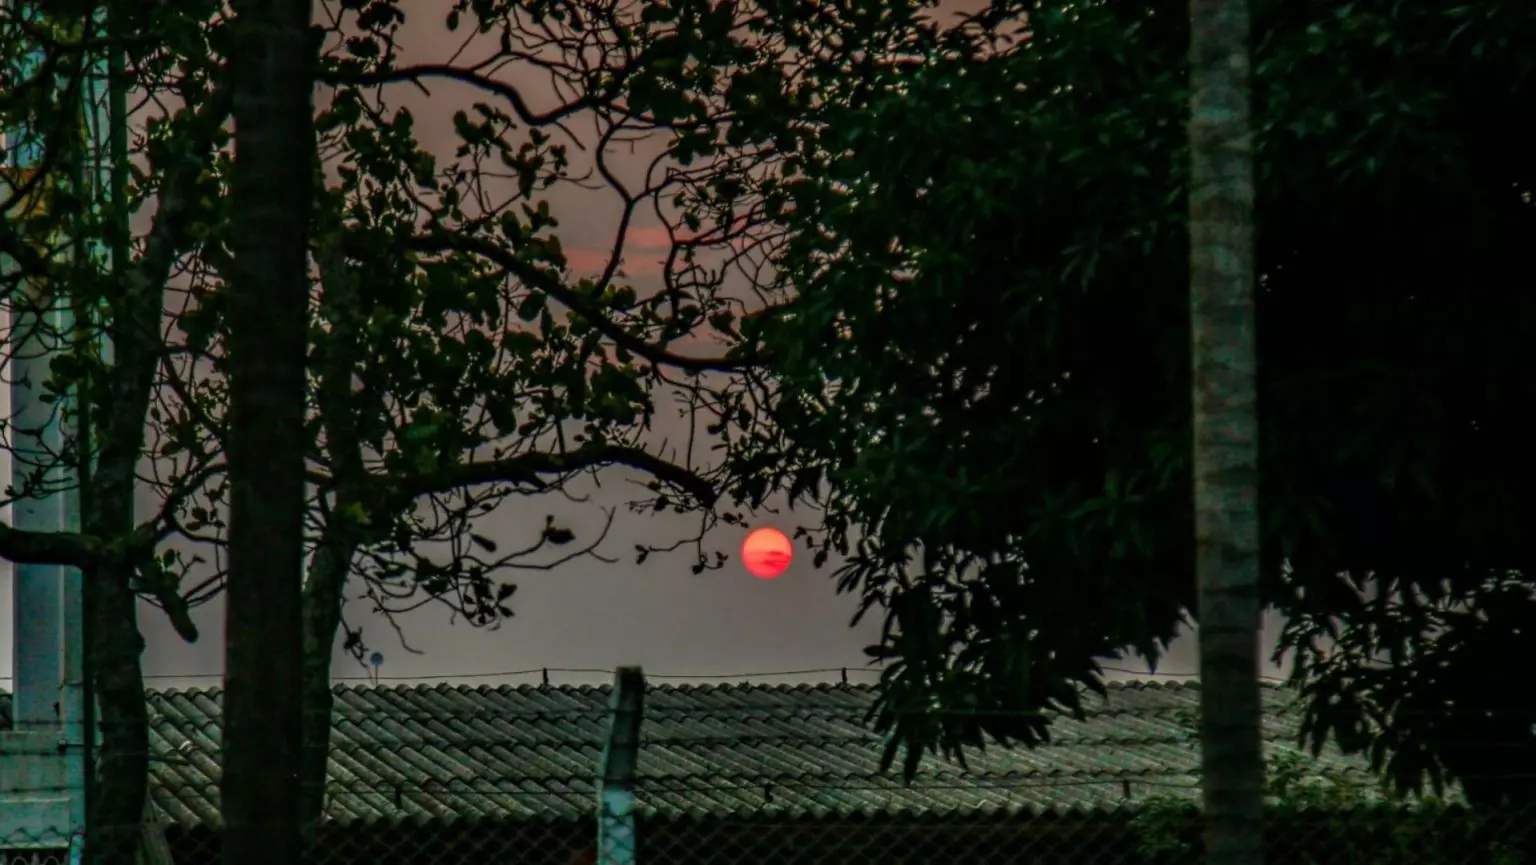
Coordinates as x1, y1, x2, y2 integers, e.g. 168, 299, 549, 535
691, 0, 1536, 785
541, 516, 575, 546
517, 291, 547, 322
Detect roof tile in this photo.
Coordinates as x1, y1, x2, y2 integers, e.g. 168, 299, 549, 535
3, 680, 1369, 826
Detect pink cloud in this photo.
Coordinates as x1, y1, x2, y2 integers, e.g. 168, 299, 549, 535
625, 226, 675, 249
625, 257, 668, 277
561, 213, 774, 281
563, 246, 668, 279
562, 247, 616, 276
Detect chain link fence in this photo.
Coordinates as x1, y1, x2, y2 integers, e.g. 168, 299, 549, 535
5, 783, 1536, 865
653, 801, 1536, 865
7, 677, 1536, 865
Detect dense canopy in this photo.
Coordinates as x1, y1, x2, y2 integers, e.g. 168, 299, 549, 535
698, 0, 1536, 795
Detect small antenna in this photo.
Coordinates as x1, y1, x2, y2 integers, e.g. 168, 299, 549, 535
368, 651, 384, 686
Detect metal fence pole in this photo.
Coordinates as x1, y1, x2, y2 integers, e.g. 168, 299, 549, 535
597, 667, 644, 865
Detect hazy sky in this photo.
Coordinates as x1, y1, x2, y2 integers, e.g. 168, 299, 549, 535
2, 0, 1290, 695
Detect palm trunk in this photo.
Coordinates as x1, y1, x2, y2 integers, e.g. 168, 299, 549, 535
1188, 0, 1264, 863
221, 0, 318, 863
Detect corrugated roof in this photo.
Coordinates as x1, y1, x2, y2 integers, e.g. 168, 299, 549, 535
2, 680, 1373, 826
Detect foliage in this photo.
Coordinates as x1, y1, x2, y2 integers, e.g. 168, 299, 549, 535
664, 0, 1536, 793
2, 0, 757, 846
1, 2, 236, 856
2, 0, 747, 658
1131, 752, 1526, 865
1281, 573, 1536, 807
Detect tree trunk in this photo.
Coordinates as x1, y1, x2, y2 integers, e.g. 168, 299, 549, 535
296, 533, 359, 842
86, 118, 222, 865
86, 561, 150, 865
221, 0, 317, 864
2, 12, 232, 865
293, 222, 374, 839
1188, 0, 1264, 863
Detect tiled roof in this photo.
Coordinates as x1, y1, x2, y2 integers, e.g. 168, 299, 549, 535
2, 680, 1373, 826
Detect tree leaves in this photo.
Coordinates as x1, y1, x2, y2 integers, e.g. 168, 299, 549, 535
688, 0, 1536, 786
542, 516, 575, 546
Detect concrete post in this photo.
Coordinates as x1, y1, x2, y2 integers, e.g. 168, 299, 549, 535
597, 667, 645, 865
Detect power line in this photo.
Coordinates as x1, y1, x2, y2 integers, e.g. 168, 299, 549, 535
6, 664, 1286, 684
129, 666, 891, 683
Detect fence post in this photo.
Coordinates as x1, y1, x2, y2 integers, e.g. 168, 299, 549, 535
597, 667, 645, 865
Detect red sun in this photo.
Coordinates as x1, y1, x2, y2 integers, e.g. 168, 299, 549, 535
741, 527, 793, 579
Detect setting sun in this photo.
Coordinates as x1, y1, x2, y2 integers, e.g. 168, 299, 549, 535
741, 527, 793, 579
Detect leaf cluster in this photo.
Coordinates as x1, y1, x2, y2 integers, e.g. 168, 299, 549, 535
683, 0, 1536, 785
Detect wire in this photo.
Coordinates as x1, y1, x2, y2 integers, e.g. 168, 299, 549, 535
117, 666, 892, 683
30, 772, 1536, 808
5, 659, 1299, 687
33, 772, 1416, 798
65, 664, 1286, 683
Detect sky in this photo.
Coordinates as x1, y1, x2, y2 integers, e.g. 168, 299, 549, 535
2, 0, 1292, 695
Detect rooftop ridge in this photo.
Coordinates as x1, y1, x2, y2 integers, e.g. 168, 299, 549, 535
6, 675, 1365, 829
6, 677, 1257, 703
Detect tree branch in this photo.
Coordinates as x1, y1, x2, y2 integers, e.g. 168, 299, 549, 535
403, 231, 762, 373
0, 523, 96, 567
89, 79, 235, 644
381, 444, 718, 511
318, 64, 599, 128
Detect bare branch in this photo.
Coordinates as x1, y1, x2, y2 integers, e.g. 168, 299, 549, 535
380, 443, 717, 511
0, 523, 96, 567
404, 230, 765, 373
